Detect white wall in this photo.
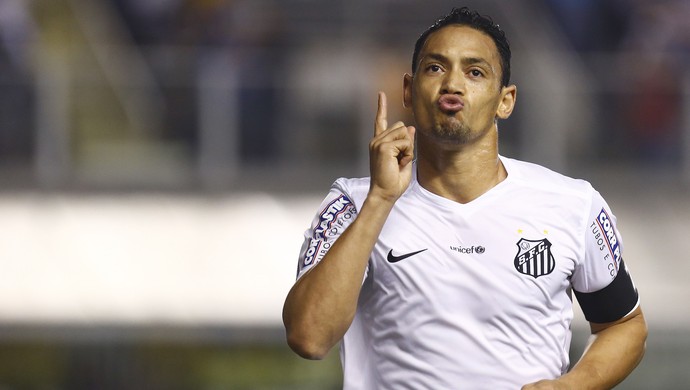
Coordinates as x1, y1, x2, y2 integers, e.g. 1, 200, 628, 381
0, 192, 320, 327
0, 189, 686, 331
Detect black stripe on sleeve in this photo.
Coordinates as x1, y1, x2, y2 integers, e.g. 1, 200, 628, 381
574, 260, 639, 324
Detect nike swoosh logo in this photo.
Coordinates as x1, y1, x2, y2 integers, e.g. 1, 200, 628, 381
386, 248, 428, 263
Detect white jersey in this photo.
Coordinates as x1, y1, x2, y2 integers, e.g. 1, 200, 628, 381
295, 156, 639, 389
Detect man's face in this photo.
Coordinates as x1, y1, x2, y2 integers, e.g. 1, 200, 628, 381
404, 25, 513, 145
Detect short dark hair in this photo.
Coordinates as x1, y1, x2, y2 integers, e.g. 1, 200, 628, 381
411, 7, 511, 87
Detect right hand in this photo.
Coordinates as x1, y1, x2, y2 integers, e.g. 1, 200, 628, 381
368, 91, 416, 203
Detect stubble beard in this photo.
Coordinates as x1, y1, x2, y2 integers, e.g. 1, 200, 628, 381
429, 116, 475, 145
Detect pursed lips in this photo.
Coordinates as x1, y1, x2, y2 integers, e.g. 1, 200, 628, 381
438, 94, 464, 113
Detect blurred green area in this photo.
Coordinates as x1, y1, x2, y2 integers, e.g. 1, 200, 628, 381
0, 342, 342, 389
0, 328, 689, 389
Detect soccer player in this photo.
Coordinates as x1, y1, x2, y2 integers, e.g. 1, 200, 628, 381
283, 7, 647, 389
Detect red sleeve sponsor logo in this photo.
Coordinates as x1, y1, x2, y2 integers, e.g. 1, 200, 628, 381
302, 194, 355, 268
313, 195, 354, 240
303, 238, 329, 267
590, 208, 621, 275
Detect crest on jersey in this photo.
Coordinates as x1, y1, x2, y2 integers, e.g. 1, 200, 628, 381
514, 238, 555, 278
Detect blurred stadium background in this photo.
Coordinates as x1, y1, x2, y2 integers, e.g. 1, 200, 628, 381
0, 0, 688, 388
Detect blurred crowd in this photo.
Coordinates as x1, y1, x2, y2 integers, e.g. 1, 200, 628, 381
0, 0, 36, 167
545, 0, 690, 164
0, 0, 688, 187
108, 0, 288, 164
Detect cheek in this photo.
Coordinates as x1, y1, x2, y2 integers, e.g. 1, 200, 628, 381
411, 89, 432, 119
470, 89, 501, 116
411, 102, 431, 125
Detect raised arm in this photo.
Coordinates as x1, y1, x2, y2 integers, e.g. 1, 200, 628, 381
282, 92, 416, 359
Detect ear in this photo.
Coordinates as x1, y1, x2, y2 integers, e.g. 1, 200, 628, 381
496, 84, 517, 119
403, 73, 413, 108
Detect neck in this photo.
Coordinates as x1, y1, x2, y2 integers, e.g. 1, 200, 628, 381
416, 130, 507, 204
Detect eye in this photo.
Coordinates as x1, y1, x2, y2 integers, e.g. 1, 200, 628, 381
469, 69, 484, 78
426, 64, 443, 73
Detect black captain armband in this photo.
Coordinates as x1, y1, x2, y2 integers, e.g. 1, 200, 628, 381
574, 260, 639, 324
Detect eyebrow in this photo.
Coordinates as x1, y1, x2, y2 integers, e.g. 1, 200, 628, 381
418, 53, 451, 67
462, 57, 493, 70
419, 53, 495, 73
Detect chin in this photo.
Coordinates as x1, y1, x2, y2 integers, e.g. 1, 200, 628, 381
430, 123, 474, 144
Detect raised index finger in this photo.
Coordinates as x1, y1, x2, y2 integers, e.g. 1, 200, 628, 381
375, 91, 388, 135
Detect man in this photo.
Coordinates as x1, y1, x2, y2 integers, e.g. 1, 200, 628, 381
283, 7, 647, 389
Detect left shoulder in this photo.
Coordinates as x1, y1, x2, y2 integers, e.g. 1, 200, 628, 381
501, 156, 595, 199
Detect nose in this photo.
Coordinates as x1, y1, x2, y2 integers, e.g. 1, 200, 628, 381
441, 70, 464, 95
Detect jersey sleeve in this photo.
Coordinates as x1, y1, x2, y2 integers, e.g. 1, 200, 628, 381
295, 184, 360, 280
572, 189, 639, 323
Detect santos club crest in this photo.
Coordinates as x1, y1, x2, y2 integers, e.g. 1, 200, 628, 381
514, 238, 555, 278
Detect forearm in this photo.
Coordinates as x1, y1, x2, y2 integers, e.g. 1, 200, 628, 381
282, 195, 394, 359
561, 309, 647, 389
